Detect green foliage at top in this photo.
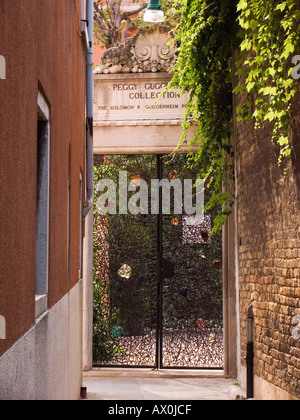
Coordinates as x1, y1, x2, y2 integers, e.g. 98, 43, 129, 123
94, 0, 147, 48
168, 0, 300, 232
160, 0, 184, 30
235, 0, 300, 163
168, 0, 239, 233
93, 0, 183, 48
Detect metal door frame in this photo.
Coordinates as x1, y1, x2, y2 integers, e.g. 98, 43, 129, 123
156, 155, 163, 369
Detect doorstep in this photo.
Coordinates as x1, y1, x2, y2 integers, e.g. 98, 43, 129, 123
83, 367, 231, 379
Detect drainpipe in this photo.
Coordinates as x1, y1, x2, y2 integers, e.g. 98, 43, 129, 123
83, 0, 94, 218
246, 302, 254, 399
82, 0, 94, 372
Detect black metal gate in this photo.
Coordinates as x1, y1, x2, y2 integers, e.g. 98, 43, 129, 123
93, 155, 223, 369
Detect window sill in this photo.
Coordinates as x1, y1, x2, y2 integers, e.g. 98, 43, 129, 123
35, 294, 48, 319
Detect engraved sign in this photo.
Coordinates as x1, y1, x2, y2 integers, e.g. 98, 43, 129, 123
94, 73, 190, 122
93, 26, 196, 155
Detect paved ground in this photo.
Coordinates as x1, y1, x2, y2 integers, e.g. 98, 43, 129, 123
82, 369, 235, 400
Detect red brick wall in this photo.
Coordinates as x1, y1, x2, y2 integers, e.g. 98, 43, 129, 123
0, 0, 86, 357
235, 88, 300, 398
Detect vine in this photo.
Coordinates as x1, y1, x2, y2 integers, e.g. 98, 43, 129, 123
168, 0, 239, 233
168, 0, 300, 232
235, 0, 300, 163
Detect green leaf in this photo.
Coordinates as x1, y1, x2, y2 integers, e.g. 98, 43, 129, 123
237, 0, 248, 11
240, 39, 252, 51
281, 43, 295, 59
246, 81, 256, 92
278, 135, 289, 146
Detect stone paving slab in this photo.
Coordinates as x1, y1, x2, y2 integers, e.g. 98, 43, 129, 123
82, 369, 235, 400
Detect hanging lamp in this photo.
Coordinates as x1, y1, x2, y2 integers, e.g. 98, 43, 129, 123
143, 0, 165, 23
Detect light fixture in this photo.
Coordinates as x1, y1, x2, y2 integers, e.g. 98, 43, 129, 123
143, 0, 165, 23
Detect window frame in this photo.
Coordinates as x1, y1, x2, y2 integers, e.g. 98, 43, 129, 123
35, 91, 50, 319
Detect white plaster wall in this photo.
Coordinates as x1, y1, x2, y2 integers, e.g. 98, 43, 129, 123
0, 281, 83, 400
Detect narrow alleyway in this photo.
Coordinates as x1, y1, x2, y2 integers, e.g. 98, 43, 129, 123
82, 369, 235, 400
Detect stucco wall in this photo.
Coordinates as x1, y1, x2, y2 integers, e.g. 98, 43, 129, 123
0, 282, 82, 400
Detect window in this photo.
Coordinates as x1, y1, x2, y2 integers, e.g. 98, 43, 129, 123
67, 145, 71, 289
0, 315, 6, 340
81, 0, 87, 20
35, 91, 50, 318
80, 0, 89, 49
0, 55, 6, 80
79, 172, 83, 280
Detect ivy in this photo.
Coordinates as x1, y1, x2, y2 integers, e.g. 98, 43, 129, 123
168, 0, 239, 233
168, 0, 300, 232
235, 0, 300, 163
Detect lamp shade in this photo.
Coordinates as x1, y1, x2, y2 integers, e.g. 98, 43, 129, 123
143, 0, 165, 23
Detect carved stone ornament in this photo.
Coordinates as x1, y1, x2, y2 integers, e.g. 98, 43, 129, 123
94, 25, 177, 74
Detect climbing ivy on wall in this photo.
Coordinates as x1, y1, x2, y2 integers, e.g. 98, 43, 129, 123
168, 0, 239, 233
168, 0, 300, 232
235, 0, 300, 162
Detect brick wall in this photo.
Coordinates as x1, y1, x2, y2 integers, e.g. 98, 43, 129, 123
235, 89, 300, 399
